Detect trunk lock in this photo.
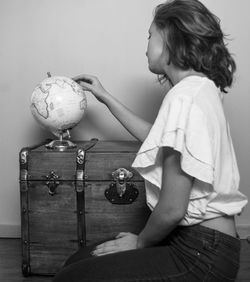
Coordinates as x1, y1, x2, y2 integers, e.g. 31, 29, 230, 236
105, 168, 139, 204
45, 170, 60, 196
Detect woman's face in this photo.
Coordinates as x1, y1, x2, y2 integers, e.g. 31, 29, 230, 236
146, 22, 169, 75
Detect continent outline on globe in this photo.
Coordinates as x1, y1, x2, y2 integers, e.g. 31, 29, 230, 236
31, 77, 86, 119
30, 75, 87, 137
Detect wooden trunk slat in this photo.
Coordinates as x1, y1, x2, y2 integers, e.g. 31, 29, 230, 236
28, 183, 78, 273
28, 182, 76, 208
28, 152, 77, 180
85, 182, 150, 244
28, 184, 77, 240
81, 140, 141, 152
30, 246, 75, 274
29, 215, 76, 242
85, 153, 142, 180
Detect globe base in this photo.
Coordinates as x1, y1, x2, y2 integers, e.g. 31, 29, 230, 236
45, 139, 76, 151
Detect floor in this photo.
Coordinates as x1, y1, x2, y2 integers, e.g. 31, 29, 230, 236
0, 238, 249, 281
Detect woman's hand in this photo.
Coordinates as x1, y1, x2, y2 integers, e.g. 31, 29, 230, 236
73, 74, 109, 103
92, 232, 138, 257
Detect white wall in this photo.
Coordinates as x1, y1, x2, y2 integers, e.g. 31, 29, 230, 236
0, 0, 249, 237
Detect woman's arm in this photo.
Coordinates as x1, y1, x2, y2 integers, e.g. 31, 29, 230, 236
102, 93, 152, 142
137, 147, 194, 248
74, 74, 152, 142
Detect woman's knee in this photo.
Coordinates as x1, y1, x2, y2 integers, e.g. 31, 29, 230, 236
63, 245, 94, 267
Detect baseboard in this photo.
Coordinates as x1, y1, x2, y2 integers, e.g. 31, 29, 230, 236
0, 224, 21, 238
0, 224, 249, 239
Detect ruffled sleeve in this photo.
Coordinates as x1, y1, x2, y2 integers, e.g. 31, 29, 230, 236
132, 94, 215, 188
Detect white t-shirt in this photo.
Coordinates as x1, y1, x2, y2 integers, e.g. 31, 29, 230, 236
132, 75, 248, 225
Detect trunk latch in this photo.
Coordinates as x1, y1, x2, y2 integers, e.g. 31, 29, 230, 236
105, 168, 139, 204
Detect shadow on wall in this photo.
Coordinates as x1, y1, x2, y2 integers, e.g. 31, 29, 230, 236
24, 125, 54, 146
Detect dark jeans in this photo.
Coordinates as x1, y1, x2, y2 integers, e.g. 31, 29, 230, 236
53, 225, 241, 282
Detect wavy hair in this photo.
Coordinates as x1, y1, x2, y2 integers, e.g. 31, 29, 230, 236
154, 0, 236, 93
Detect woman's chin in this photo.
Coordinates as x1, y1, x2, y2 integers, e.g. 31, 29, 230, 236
148, 64, 164, 75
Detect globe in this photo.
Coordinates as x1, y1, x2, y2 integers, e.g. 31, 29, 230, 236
30, 74, 87, 149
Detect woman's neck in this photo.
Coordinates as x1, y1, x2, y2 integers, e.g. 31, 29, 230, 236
166, 66, 206, 86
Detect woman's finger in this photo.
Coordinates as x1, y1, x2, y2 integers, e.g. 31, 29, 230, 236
92, 245, 119, 256
77, 81, 93, 91
72, 74, 95, 83
115, 232, 129, 239
92, 250, 117, 257
95, 240, 116, 250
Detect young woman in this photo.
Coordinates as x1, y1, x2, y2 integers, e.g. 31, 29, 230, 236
53, 0, 248, 281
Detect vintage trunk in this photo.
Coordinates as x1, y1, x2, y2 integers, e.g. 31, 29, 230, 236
19, 139, 151, 276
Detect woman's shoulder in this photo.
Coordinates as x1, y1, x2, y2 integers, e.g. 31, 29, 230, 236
159, 76, 225, 137
165, 76, 222, 115
175, 76, 218, 98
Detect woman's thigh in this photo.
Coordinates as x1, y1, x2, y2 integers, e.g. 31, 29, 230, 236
53, 225, 241, 282
54, 245, 204, 282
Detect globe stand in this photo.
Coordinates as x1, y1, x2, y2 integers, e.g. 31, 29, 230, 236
45, 131, 76, 151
